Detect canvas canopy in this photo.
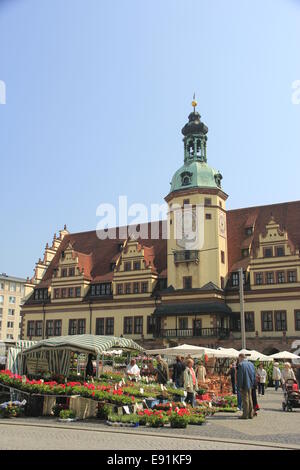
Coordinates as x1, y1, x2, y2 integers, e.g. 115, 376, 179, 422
146, 344, 238, 358
20, 335, 144, 377
23, 335, 144, 356
269, 351, 300, 360
239, 349, 273, 362
6, 341, 38, 374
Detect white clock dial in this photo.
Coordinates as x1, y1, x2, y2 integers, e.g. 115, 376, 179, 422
219, 212, 226, 236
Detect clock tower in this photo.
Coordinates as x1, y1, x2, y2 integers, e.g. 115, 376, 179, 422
165, 99, 228, 290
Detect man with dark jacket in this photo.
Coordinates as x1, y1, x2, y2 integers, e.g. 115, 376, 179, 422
172, 356, 185, 388
236, 353, 256, 419
156, 355, 169, 385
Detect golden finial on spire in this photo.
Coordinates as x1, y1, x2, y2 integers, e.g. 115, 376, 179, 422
191, 92, 197, 111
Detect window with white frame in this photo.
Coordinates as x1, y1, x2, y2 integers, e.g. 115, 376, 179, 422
9, 296, 16, 304
8, 309, 15, 316
10, 282, 16, 292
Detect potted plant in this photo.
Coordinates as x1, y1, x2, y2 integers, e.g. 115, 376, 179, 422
147, 412, 168, 428
188, 415, 205, 425
169, 411, 189, 428
58, 409, 77, 422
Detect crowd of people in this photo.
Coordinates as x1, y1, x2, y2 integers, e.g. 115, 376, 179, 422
124, 355, 207, 407
86, 351, 300, 419
228, 354, 300, 419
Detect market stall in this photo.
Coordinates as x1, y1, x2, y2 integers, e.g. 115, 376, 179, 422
21, 335, 144, 378
239, 349, 273, 362
269, 351, 299, 361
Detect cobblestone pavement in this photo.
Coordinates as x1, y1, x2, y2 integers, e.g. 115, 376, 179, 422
0, 423, 285, 450
0, 389, 299, 450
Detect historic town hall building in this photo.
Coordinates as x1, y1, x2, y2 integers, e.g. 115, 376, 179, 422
21, 103, 300, 353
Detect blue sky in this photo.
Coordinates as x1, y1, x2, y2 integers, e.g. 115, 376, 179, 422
0, 0, 300, 278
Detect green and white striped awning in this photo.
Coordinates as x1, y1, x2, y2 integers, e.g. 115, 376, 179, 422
23, 334, 144, 356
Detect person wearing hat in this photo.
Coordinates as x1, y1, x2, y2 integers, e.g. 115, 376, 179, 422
272, 362, 282, 391
236, 353, 256, 419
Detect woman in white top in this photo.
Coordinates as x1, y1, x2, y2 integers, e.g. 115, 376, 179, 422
256, 363, 267, 395
281, 362, 296, 384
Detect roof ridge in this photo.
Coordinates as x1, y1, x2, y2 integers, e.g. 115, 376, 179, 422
227, 199, 300, 213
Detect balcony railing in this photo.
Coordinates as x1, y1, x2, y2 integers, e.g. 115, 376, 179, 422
156, 328, 230, 339
174, 250, 199, 264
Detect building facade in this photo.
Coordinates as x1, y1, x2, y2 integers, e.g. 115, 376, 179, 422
0, 273, 33, 342
21, 104, 300, 354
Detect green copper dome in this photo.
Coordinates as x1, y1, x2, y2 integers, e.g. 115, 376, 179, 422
168, 103, 223, 195
170, 160, 222, 193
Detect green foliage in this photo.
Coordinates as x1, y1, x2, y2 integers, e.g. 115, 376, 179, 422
188, 415, 205, 425
97, 403, 114, 419
147, 413, 168, 427
169, 412, 189, 428
59, 409, 76, 420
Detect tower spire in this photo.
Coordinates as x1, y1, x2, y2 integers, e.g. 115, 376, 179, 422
191, 93, 197, 112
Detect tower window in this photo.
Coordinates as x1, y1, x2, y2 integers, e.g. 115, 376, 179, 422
204, 198, 212, 206
183, 276, 192, 289
180, 171, 193, 187
221, 251, 225, 264
205, 213, 212, 220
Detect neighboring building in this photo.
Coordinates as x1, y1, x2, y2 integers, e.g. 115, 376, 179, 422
21, 103, 300, 353
0, 273, 33, 342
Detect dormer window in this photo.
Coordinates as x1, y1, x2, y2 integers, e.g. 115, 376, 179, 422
124, 262, 131, 272
263, 247, 273, 258
61, 251, 65, 259
180, 171, 192, 187
69, 267, 75, 277
61, 268, 68, 277
245, 227, 253, 236
275, 246, 284, 257
133, 261, 141, 270
110, 262, 116, 271
242, 248, 249, 258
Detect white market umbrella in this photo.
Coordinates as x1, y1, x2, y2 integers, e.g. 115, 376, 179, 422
270, 351, 300, 360
146, 344, 237, 359
216, 347, 239, 358
146, 344, 206, 357
239, 349, 273, 362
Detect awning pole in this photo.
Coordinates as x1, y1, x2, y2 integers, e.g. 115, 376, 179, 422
96, 354, 100, 379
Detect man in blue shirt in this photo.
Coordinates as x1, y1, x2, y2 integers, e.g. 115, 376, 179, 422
236, 353, 256, 419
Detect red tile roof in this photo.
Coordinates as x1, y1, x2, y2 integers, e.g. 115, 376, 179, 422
37, 200, 300, 287
227, 200, 300, 273
38, 221, 167, 287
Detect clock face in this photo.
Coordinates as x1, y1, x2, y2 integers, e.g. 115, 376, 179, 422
219, 212, 226, 236
175, 209, 197, 249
